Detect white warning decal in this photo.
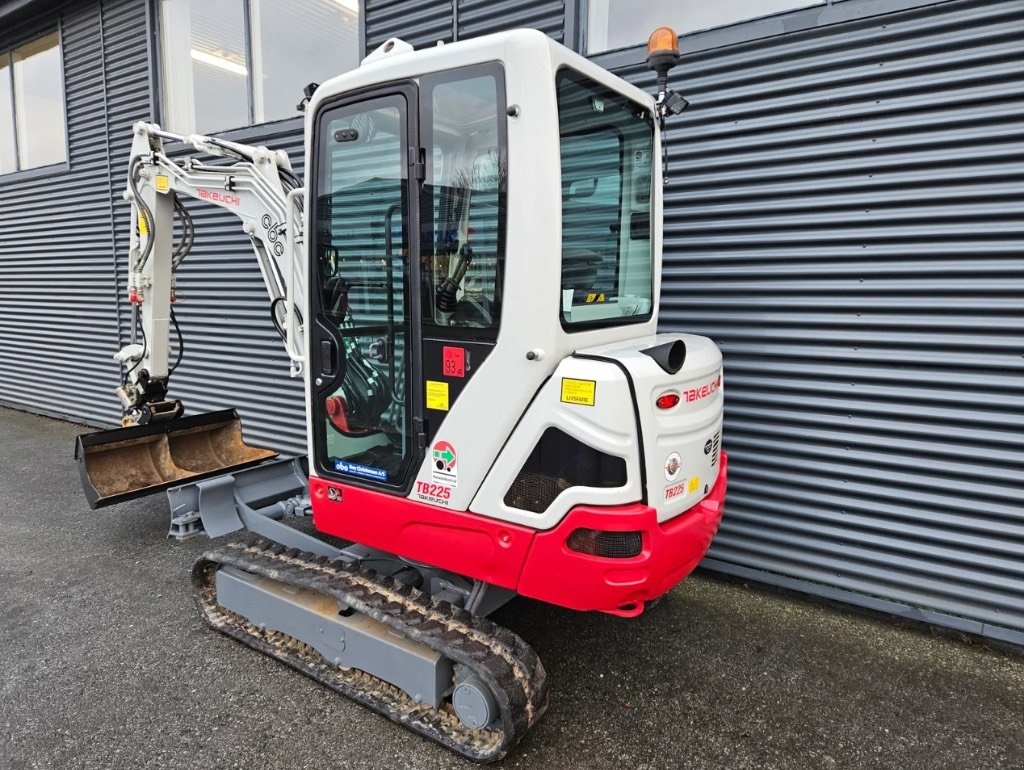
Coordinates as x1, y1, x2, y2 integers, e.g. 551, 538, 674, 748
431, 440, 458, 488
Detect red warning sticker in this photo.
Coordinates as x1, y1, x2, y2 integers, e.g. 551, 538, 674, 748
442, 346, 466, 378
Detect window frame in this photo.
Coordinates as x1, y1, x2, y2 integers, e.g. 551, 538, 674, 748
308, 80, 425, 494
154, 0, 365, 137
581, 0, 829, 55
0, 25, 70, 180
576, 0, 946, 62
556, 66, 654, 333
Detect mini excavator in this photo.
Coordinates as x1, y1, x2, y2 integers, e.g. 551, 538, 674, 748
75, 28, 726, 761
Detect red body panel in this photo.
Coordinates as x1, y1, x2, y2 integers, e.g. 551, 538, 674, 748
311, 453, 728, 614
310, 478, 535, 589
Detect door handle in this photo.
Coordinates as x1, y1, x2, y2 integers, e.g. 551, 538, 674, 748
320, 339, 337, 377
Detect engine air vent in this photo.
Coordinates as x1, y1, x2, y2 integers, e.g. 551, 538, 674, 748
504, 428, 627, 513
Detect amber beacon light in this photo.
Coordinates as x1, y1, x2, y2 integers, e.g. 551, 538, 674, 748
647, 27, 680, 93
646, 27, 680, 73
645, 26, 688, 118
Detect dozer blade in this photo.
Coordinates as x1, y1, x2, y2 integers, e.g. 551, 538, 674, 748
75, 409, 277, 509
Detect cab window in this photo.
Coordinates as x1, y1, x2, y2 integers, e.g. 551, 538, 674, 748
420, 65, 506, 334
557, 69, 654, 329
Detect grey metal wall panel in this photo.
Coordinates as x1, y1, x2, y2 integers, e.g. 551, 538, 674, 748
0, 0, 141, 426
457, 0, 563, 42
157, 0, 570, 454
365, 0, 454, 51
600, 0, 1024, 644
103, 0, 151, 353
0, 0, 304, 456
89, 0, 309, 454
364, 0, 564, 54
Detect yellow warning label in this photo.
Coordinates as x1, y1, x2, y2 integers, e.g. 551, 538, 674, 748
585, 293, 606, 303
687, 476, 700, 494
560, 378, 596, 407
155, 174, 170, 193
426, 380, 449, 411
138, 214, 148, 236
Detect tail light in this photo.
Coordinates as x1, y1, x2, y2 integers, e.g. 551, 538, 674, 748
656, 392, 680, 409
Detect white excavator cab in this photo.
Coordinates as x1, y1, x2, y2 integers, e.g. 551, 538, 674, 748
307, 31, 669, 497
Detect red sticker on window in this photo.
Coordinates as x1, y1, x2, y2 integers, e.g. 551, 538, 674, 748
442, 346, 466, 378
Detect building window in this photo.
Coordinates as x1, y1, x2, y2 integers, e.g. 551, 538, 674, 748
0, 31, 68, 174
585, 0, 826, 54
159, 0, 360, 135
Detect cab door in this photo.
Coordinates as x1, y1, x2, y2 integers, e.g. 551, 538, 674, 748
309, 84, 424, 491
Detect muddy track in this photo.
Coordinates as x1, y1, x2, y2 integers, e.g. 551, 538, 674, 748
192, 540, 548, 763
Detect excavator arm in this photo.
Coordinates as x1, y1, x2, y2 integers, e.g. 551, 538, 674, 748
118, 121, 306, 424
76, 122, 307, 508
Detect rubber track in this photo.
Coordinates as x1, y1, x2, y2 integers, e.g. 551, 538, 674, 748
192, 540, 548, 763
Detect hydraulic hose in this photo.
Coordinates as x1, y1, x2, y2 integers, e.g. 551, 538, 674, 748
128, 156, 156, 272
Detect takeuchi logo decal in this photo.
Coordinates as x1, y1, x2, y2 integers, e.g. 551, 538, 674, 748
197, 188, 240, 207
682, 376, 721, 404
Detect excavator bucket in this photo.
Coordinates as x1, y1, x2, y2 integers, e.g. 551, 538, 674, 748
75, 409, 278, 509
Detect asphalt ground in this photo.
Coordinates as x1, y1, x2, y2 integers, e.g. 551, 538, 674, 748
1, 405, 1022, 770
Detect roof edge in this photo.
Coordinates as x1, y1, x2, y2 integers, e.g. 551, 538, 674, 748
0, 0, 56, 31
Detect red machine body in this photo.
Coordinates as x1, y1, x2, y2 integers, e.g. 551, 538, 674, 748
311, 454, 727, 616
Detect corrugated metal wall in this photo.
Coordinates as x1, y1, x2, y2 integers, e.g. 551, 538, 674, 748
457, 0, 563, 42
107, 0, 154, 362
599, 0, 1024, 644
365, 0, 453, 50
0, 0, 141, 426
365, 0, 563, 50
